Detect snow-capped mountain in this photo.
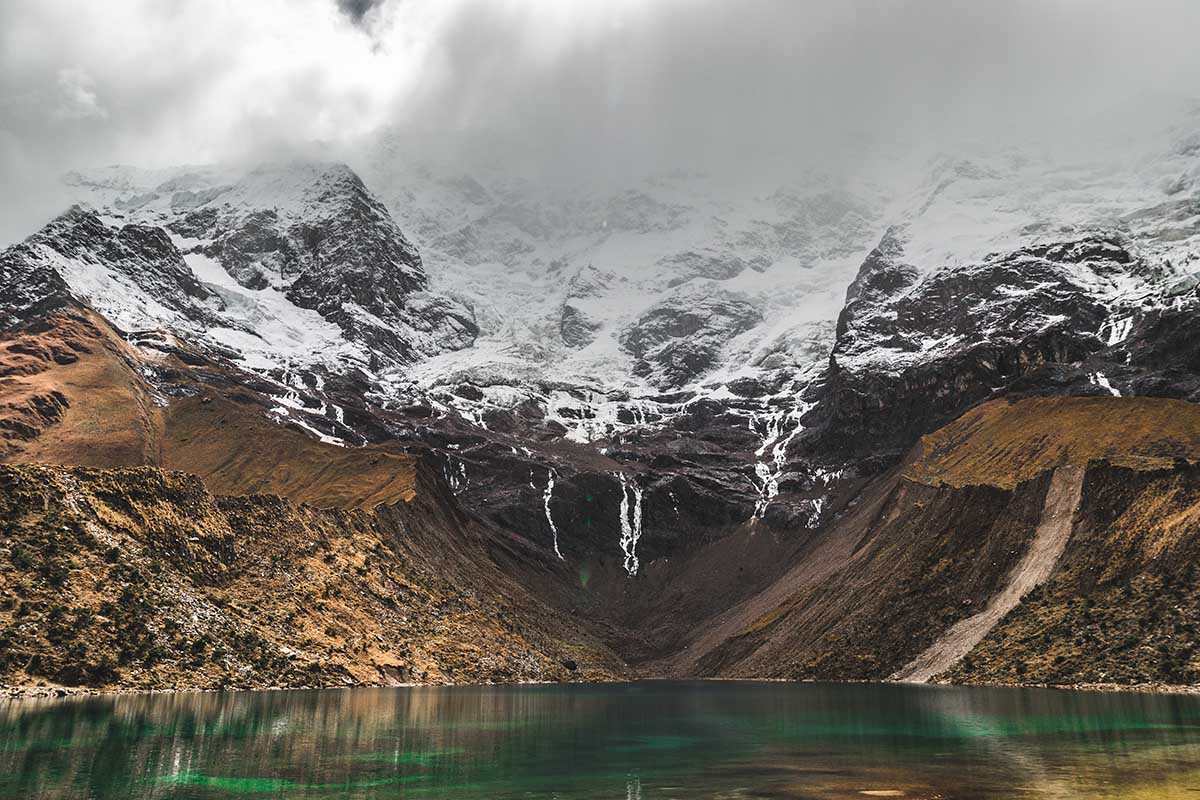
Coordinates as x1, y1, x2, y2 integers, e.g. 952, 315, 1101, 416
3, 102, 1200, 579
63, 162, 477, 373
807, 112, 1200, 463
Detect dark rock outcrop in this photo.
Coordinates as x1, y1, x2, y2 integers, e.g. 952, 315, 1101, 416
813, 231, 1154, 458
621, 287, 762, 388
173, 163, 478, 364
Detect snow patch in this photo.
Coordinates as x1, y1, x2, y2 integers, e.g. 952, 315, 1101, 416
1090, 372, 1121, 397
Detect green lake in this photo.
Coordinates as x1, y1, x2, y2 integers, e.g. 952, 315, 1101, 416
3, 681, 1200, 798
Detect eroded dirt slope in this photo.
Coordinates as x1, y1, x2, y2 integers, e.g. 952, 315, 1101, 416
0, 463, 622, 691
948, 460, 1200, 686
893, 464, 1083, 682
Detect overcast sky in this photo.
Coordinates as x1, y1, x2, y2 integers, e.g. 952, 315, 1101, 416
2, 0, 1200, 243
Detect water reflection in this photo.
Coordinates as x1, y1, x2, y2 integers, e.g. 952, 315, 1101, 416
3, 682, 1200, 798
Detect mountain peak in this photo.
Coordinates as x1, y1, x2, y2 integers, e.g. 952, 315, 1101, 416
22, 162, 479, 373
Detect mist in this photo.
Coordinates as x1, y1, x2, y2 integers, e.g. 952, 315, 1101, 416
2, 0, 1200, 244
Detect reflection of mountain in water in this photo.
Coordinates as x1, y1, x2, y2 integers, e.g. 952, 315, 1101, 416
4, 683, 1200, 798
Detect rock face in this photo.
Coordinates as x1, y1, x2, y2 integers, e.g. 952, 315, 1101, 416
815, 230, 1161, 458
0, 244, 71, 330
0, 206, 209, 330
559, 264, 616, 348
62, 162, 477, 371
177, 164, 477, 364
658, 249, 768, 286
621, 286, 763, 389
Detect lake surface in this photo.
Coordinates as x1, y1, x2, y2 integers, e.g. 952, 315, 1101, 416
3, 681, 1200, 799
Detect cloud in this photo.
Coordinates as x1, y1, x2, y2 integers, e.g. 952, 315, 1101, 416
53, 68, 107, 121
1, 0, 1199, 243
393, 0, 1200, 185
0, 0, 442, 242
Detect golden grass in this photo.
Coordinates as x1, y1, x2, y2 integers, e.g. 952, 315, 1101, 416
0, 310, 161, 468
162, 395, 416, 510
906, 397, 1200, 489
0, 309, 415, 511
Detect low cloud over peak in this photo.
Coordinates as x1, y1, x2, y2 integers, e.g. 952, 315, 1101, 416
2, 0, 1199, 243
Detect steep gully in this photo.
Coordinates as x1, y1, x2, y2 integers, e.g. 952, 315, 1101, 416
892, 465, 1085, 682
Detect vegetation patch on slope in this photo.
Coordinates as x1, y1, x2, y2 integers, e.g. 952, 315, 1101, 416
0, 308, 416, 511
0, 309, 161, 468
689, 473, 1050, 680
906, 396, 1200, 489
163, 395, 415, 509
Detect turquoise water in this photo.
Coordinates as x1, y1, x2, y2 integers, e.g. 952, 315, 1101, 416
4, 681, 1200, 798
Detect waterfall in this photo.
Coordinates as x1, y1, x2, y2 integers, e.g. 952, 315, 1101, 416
749, 397, 813, 520
445, 459, 468, 494
1090, 372, 1120, 396
1103, 315, 1133, 346
617, 473, 643, 576
279, 368, 303, 409
543, 469, 564, 560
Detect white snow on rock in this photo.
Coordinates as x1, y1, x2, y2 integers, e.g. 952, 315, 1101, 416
34, 100, 1200, 471
179, 246, 362, 372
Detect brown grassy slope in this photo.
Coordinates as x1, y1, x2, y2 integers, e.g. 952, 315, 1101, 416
0, 464, 623, 691
686, 473, 1049, 679
162, 395, 415, 509
0, 307, 415, 511
0, 309, 161, 468
0, 309, 626, 690
907, 396, 1200, 489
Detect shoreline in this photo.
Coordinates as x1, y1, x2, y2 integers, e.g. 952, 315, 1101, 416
6, 675, 1200, 701
0, 678, 587, 701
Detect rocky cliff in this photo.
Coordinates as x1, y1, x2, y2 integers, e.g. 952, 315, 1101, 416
0, 462, 620, 691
